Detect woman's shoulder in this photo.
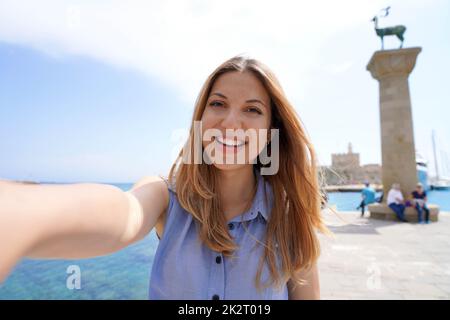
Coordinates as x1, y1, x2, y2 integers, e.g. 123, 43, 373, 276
130, 175, 169, 192
129, 175, 171, 212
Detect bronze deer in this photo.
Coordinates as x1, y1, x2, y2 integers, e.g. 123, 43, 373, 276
371, 7, 406, 50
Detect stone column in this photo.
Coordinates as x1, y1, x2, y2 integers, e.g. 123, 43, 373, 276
366, 47, 421, 200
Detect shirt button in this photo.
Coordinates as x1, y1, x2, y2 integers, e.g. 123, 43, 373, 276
228, 223, 234, 230
215, 256, 222, 264
212, 294, 220, 300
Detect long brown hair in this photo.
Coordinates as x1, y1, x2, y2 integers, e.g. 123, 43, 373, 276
168, 55, 329, 290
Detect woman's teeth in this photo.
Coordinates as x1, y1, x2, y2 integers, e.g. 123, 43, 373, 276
216, 137, 246, 147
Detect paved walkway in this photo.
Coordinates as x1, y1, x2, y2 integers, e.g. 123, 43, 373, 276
318, 209, 450, 299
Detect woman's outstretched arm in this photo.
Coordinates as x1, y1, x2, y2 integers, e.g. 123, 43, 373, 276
0, 176, 168, 282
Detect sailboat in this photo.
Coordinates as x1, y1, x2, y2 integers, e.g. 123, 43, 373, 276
416, 152, 429, 190
430, 130, 450, 190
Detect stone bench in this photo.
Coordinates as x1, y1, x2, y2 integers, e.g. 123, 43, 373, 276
368, 203, 439, 222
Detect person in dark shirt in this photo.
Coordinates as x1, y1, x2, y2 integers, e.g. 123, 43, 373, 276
411, 182, 430, 224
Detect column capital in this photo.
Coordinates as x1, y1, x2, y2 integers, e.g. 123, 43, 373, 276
367, 47, 422, 81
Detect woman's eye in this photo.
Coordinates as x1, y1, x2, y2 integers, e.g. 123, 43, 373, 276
246, 107, 262, 115
209, 101, 224, 107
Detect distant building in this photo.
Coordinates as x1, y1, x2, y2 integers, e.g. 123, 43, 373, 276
320, 143, 381, 185
332, 143, 360, 171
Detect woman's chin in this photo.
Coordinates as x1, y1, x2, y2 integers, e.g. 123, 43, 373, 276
212, 162, 249, 171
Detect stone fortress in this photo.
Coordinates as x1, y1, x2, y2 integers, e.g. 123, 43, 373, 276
320, 143, 381, 186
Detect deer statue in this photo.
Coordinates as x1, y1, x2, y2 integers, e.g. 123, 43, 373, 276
371, 7, 406, 50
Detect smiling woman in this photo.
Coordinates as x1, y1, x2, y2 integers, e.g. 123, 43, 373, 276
158, 56, 329, 299
0, 55, 329, 300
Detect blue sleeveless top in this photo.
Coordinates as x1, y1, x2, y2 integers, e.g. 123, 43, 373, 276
148, 169, 289, 300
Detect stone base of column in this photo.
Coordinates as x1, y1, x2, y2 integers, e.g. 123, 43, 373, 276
368, 203, 440, 222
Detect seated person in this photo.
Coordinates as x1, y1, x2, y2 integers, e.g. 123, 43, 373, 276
356, 182, 376, 217
387, 183, 408, 222
412, 182, 430, 224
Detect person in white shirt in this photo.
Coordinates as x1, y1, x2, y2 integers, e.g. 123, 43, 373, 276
387, 183, 408, 222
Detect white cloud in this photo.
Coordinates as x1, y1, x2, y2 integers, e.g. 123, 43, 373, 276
0, 0, 387, 104
1, 0, 446, 171
325, 61, 354, 74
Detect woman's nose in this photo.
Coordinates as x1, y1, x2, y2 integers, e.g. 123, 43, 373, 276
220, 108, 242, 129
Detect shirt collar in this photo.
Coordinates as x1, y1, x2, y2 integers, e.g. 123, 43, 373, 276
228, 168, 273, 223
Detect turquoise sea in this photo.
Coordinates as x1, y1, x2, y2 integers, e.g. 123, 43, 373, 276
327, 189, 450, 212
1, 183, 449, 299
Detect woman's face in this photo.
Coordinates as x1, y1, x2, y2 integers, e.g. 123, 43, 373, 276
200, 71, 272, 172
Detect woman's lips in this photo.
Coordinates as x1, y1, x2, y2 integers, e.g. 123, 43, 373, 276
215, 137, 248, 154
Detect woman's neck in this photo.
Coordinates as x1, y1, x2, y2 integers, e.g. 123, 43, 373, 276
217, 166, 257, 221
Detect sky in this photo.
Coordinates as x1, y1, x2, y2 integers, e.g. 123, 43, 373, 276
0, 0, 449, 183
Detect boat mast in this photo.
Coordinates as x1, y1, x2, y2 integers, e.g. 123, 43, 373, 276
432, 130, 440, 181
